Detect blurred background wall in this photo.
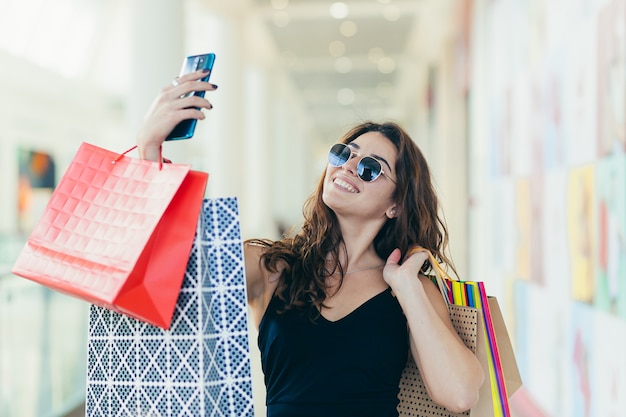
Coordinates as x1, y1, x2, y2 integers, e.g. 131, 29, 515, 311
469, 1, 626, 416
0, 0, 624, 416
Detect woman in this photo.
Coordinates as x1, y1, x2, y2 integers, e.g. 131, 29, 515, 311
138, 70, 484, 417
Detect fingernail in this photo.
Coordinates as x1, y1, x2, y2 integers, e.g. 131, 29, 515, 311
211, 84, 218, 89
202, 68, 210, 73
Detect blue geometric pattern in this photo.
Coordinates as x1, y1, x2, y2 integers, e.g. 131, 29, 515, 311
86, 198, 254, 417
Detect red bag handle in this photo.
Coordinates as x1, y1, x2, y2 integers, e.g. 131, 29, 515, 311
113, 145, 170, 170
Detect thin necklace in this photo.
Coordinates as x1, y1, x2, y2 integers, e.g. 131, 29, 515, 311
331, 264, 385, 275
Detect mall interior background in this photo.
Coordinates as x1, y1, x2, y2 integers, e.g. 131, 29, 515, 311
0, 0, 625, 416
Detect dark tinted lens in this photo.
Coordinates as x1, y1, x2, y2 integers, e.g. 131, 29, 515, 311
358, 157, 382, 182
328, 143, 351, 166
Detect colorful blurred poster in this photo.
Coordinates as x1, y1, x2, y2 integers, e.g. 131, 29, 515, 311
597, 0, 626, 156
540, 49, 566, 170
567, 165, 596, 303
595, 152, 626, 318
529, 169, 545, 286
569, 302, 594, 417
489, 91, 512, 177
515, 179, 531, 281
17, 149, 55, 233
514, 173, 546, 287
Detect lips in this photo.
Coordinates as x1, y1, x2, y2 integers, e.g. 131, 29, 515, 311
333, 177, 359, 193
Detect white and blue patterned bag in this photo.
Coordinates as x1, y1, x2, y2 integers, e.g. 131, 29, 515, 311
85, 198, 255, 417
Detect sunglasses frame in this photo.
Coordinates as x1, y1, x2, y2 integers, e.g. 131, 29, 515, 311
327, 143, 395, 183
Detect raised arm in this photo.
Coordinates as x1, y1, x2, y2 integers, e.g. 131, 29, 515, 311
134, 72, 284, 326
136, 70, 217, 161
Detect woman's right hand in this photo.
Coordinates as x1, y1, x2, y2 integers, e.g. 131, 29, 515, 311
137, 69, 218, 161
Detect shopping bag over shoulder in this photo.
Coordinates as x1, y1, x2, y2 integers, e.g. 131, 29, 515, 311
398, 303, 482, 417
11, 142, 208, 329
397, 250, 521, 417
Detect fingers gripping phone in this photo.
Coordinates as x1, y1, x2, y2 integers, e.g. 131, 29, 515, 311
166, 53, 216, 141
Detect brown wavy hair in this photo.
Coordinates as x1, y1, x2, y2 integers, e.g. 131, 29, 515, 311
246, 121, 453, 313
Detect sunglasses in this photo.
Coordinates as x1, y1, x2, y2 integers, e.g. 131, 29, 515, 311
327, 143, 395, 183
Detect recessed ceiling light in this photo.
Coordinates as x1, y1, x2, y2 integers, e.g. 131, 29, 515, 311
368, 47, 385, 63
329, 2, 349, 19
339, 20, 357, 37
329, 40, 346, 57
383, 5, 401, 22
377, 57, 396, 74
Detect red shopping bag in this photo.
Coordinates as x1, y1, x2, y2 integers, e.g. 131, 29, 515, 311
12, 142, 208, 329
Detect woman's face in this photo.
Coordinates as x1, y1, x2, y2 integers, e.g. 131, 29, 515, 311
322, 131, 398, 221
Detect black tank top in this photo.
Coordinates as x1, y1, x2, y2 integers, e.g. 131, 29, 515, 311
258, 287, 408, 417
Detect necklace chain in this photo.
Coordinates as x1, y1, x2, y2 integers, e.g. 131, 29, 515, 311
332, 264, 385, 275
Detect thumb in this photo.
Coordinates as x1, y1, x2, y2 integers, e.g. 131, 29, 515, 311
386, 248, 402, 267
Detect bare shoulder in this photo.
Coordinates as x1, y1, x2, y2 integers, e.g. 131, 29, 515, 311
243, 242, 282, 327
244, 243, 268, 299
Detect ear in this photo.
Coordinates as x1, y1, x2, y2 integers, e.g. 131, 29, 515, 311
386, 206, 398, 219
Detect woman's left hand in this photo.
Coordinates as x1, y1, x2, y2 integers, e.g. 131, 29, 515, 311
383, 247, 429, 291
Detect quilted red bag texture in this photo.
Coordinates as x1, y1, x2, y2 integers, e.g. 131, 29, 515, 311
12, 142, 208, 329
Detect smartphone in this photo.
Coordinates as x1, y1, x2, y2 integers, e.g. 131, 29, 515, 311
165, 53, 216, 141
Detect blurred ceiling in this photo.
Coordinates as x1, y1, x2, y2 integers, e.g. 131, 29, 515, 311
0, 0, 460, 142
244, 0, 460, 140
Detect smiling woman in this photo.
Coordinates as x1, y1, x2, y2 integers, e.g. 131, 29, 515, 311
137, 70, 484, 414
